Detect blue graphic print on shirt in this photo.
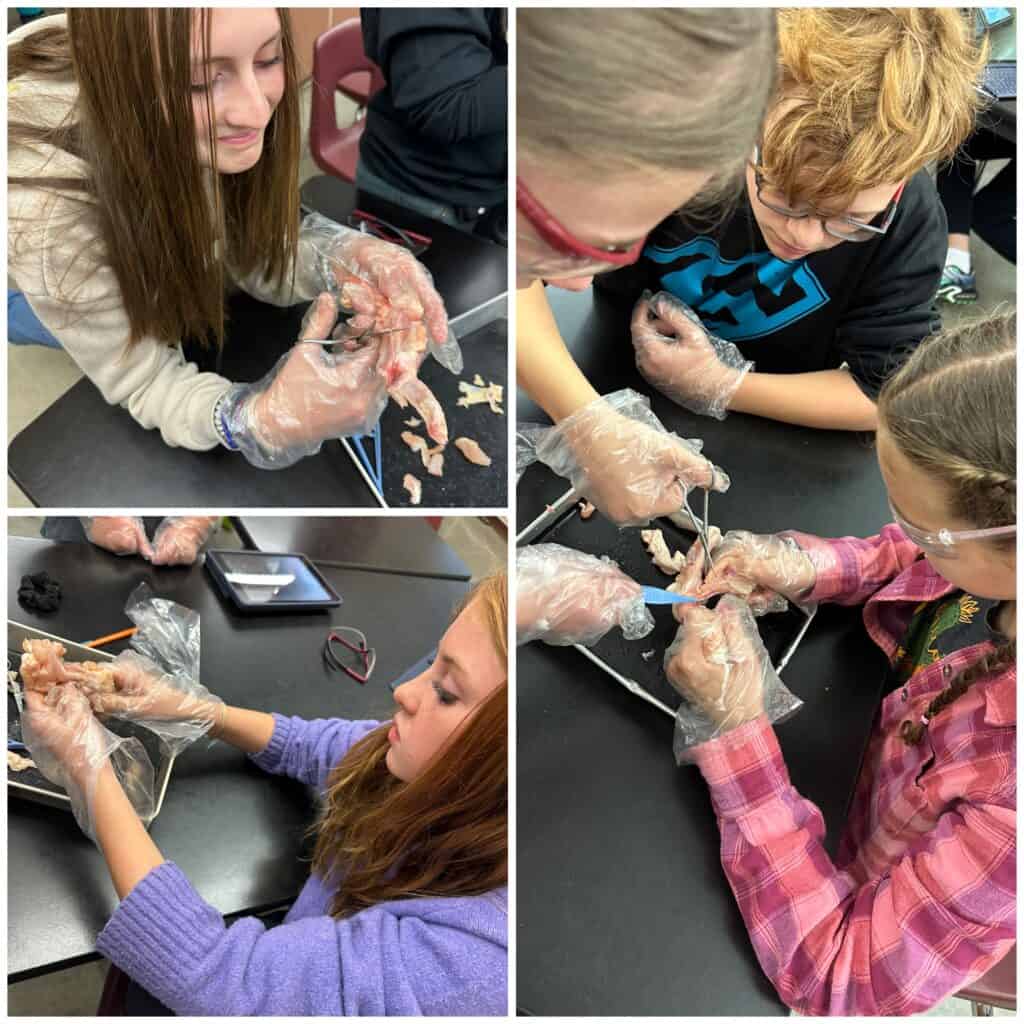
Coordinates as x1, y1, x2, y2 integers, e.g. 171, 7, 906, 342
644, 236, 830, 341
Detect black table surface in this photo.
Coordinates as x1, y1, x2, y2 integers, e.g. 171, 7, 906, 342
516, 286, 892, 1016
233, 516, 471, 580
7, 535, 470, 980
373, 317, 508, 509
9, 178, 507, 508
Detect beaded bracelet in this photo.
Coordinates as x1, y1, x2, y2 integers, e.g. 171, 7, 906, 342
212, 393, 240, 451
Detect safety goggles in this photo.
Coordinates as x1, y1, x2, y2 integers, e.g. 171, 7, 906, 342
347, 209, 431, 258
751, 145, 904, 243
517, 177, 647, 279
323, 627, 376, 684
889, 499, 1016, 559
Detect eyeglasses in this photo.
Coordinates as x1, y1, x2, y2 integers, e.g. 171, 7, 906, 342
751, 145, 904, 243
323, 627, 376, 684
517, 177, 647, 279
889, 499, 1016, 559
347, 209, 431, 258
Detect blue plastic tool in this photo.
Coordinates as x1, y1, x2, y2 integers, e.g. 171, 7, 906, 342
350, 424, 384, 494
641, 586, 701, 606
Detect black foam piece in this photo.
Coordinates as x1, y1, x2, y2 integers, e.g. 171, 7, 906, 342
18, 572, 62, 613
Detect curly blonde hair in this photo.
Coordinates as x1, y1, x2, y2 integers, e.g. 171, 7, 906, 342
761, 8, 986, 207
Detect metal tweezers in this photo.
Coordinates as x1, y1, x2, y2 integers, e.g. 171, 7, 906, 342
674, 487, 714, 578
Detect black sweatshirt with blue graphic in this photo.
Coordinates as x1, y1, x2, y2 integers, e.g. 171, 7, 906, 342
596, 170, 946, 399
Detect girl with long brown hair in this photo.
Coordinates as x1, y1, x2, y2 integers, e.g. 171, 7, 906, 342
9, 8, 457, 468
660, 312, 1015, 1014
22, 572, 508, 1015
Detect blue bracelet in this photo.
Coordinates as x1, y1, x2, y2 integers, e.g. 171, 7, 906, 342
213, 395, 240, 451
220, 411, 239, 451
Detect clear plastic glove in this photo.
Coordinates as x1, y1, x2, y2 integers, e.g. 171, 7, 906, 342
632, 291, 753, 420
90, 651, 223, 754
89, 582, 220, 756
532, 389, 730, 526
219, 291, 389, 469
300, 212, 462, 375
150, 517, 218, 567
664, 595, 803, 763
517, 543, 654, 646
697, 531, 817, 612
668, 527, 721, 622
81, 517, 153, 560
21, 685, 156, 840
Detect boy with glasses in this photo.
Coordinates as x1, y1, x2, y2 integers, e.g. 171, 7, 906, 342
602, 9, 986, 431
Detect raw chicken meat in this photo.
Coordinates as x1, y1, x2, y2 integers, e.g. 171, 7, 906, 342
457, 380, 504, 415
401, 430, 429, 459
8, 750, 35, 773
668, 528, 722, 623
454, 437, 491, 467
402, 430, 446, 473
331, 280, 450, 446
403, 474, 422, 505
391, 374, 449, 446
579, 500, 596, 520
20, 638, 115, 695
640, 529, 686, 576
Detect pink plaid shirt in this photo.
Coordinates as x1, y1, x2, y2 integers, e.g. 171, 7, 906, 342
693, 524, 1015, 1016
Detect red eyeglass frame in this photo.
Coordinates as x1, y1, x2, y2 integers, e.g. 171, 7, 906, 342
516, 178, 647, 266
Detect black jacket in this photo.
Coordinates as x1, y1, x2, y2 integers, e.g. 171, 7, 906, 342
597, 170, 946, 398
360, 8, 507, 208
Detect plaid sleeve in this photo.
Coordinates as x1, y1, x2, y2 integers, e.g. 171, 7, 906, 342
693, 717, 1016, 1016
782, 523, 922, 607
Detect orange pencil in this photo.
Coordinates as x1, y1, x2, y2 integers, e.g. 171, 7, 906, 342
83, 626, 137, 649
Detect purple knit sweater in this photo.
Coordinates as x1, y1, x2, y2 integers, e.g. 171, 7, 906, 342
96, 714, 508, 1016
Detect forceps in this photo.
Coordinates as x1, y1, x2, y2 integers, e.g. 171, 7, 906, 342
677, 486, 714, 578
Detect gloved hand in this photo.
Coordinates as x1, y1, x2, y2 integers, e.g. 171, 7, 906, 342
150, 517, 218, 567
300, 212, 462, 375
21, 685, 155, 839
668, 527, 721, 622
697, 531, 817, 612
664, 595, 803, 762
90, 651, 224, 751
632, 291, 753, 420
517, 543, 654, 646
532, 389, 730, 526
82, 517, 153, 560
219, 291, 389, 469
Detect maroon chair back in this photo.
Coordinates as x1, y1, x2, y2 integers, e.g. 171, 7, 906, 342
309, 18, 386, 183
958, 944, 1016, 1012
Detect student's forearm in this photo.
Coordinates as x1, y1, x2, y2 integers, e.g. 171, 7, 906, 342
92, 764, 165, 900
516, 280, 599, 421
209, 704, 277, 755
728, 369, 878, 431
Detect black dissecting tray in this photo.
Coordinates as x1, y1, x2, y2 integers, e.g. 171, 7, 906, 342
372, 317, 508, 508
7, 636, 173, 822
539, 505, 812, 712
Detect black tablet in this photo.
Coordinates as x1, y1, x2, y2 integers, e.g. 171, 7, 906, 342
204, 549, 342, 612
